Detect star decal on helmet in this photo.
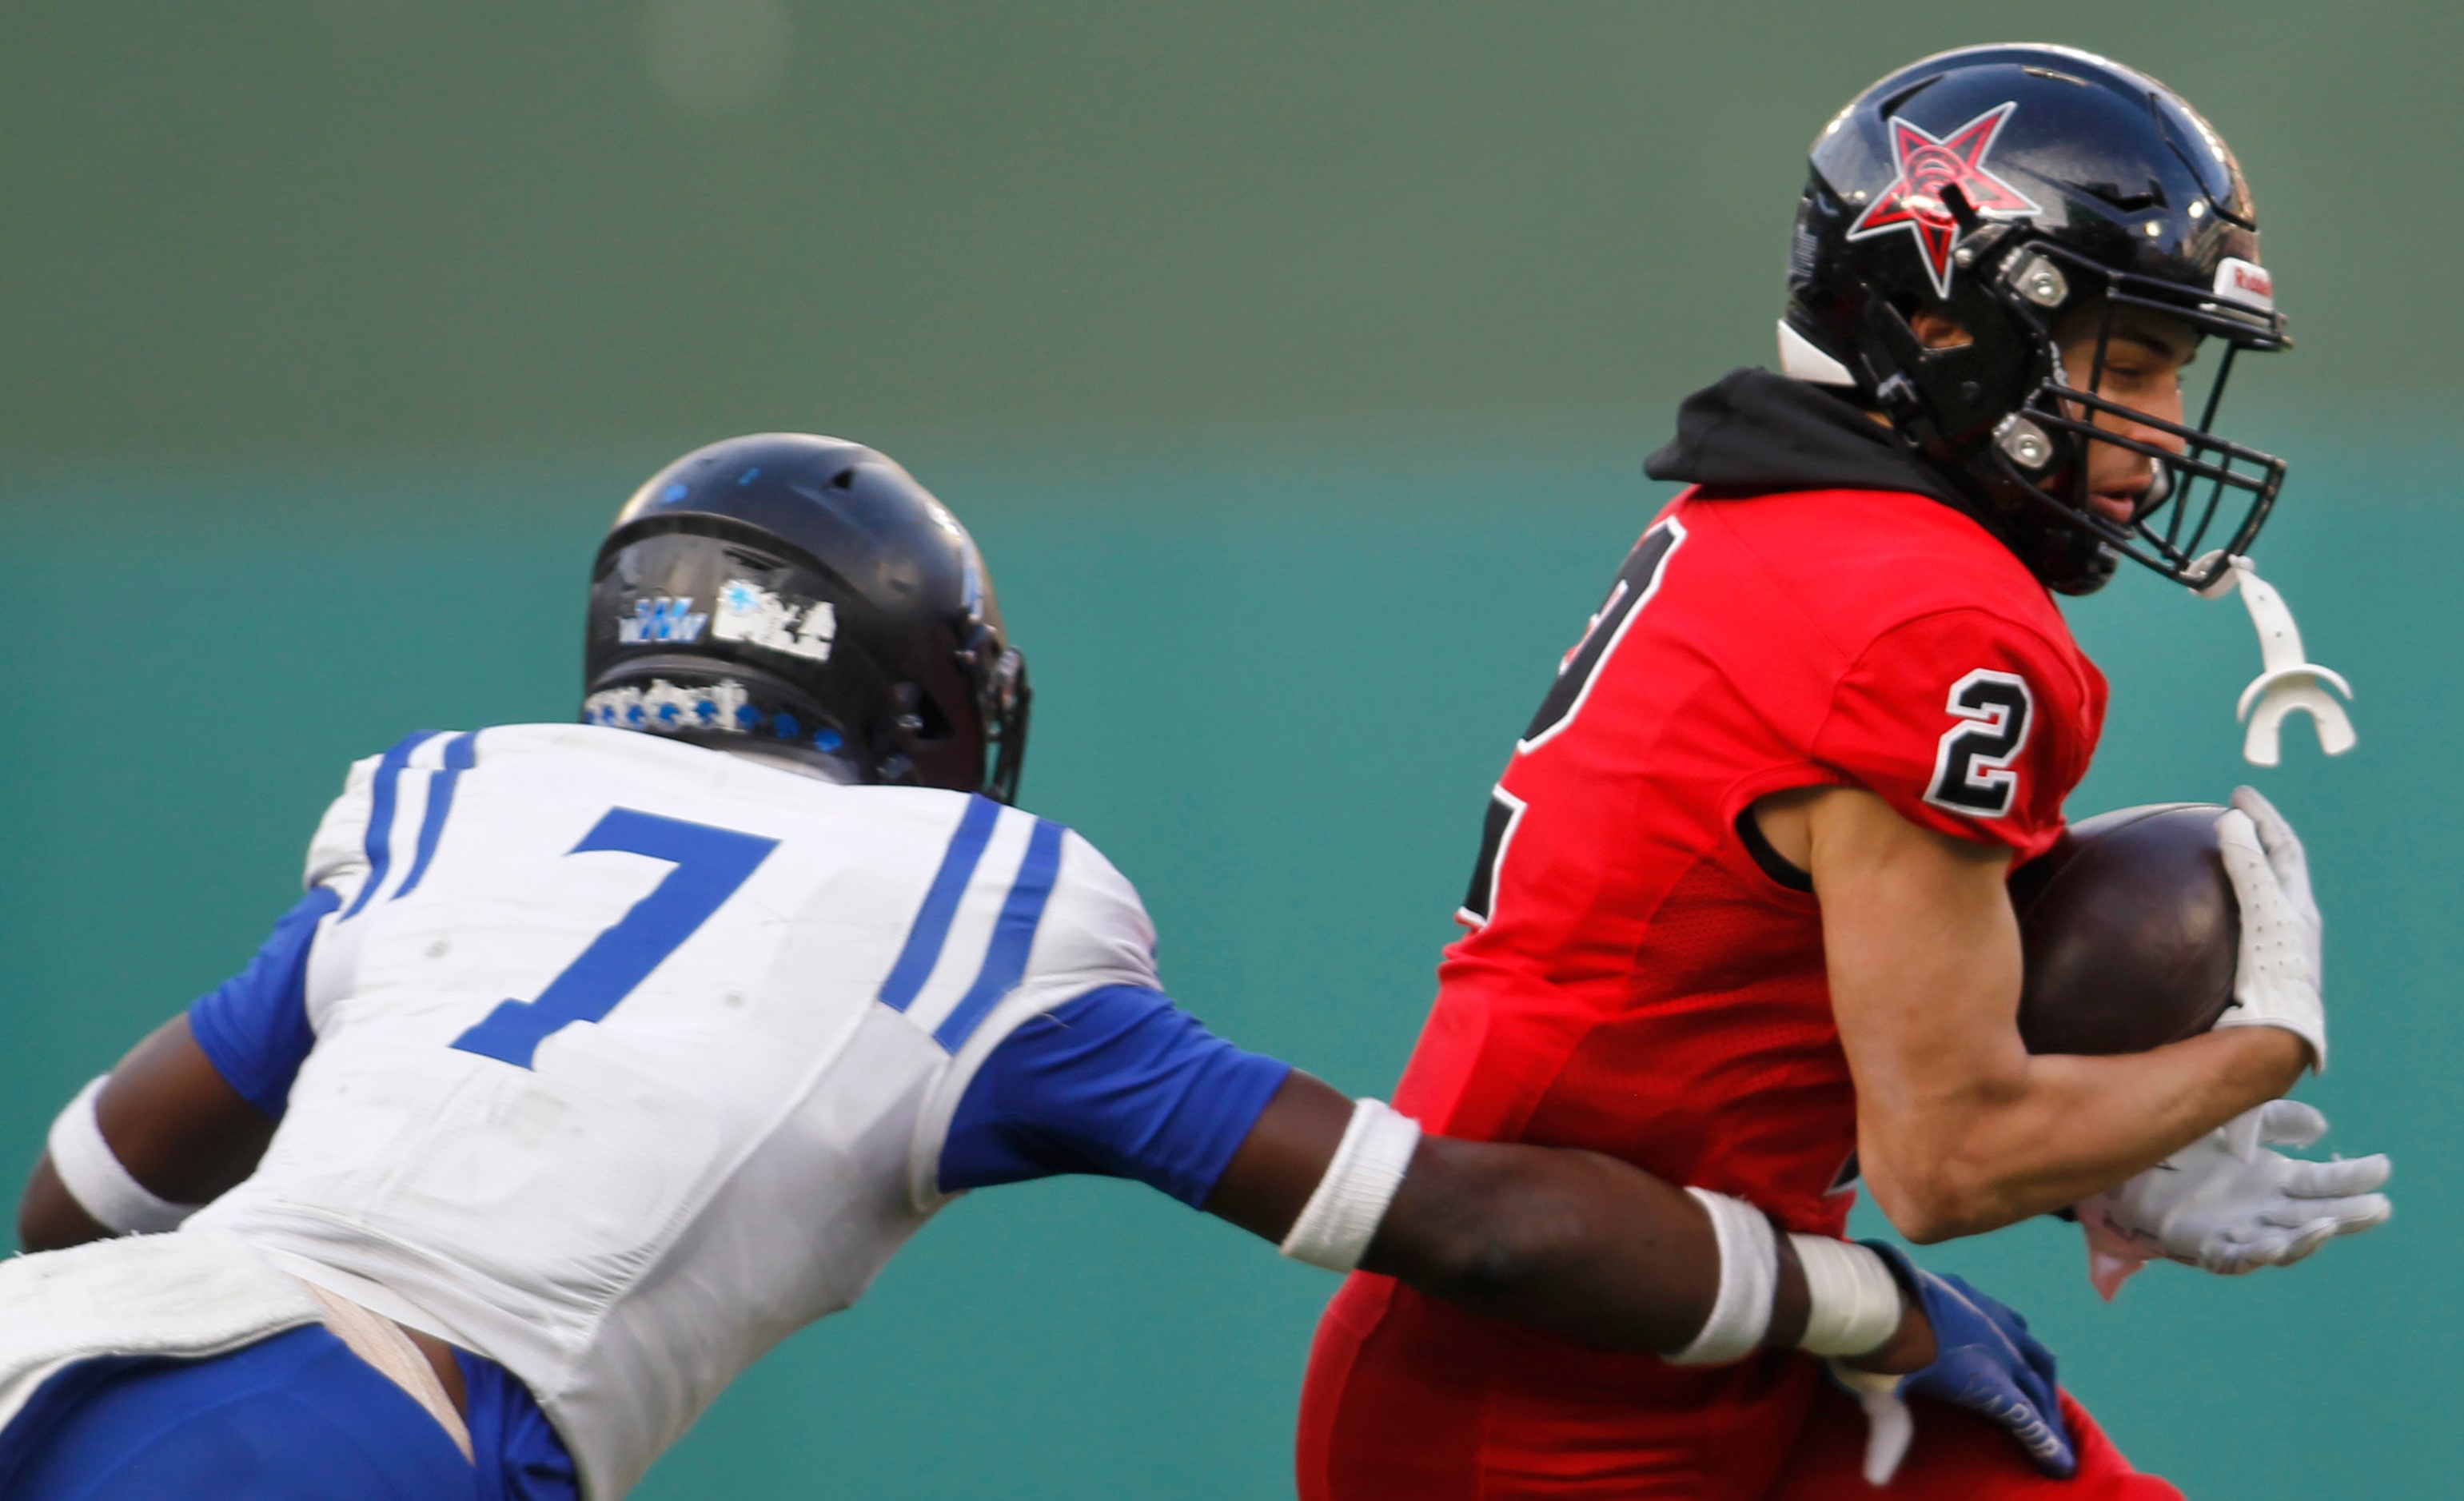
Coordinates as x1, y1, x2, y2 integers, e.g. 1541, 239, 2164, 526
1847, 102, 2043, 297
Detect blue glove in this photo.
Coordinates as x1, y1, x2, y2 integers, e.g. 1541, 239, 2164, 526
1830, 1243, 2075, 1483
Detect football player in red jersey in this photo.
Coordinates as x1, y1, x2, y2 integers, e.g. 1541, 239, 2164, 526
1299, 45, 2390, 1501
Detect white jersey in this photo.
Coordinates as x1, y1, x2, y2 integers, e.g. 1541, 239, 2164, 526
188, 724, 1161, 1499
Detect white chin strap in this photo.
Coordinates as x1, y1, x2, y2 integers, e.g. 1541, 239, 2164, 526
2192, 552, 2357, 767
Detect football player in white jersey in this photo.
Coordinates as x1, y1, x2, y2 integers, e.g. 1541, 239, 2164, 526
3, 436, 2075, 1499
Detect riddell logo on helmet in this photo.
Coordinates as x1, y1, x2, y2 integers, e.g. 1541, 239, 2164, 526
1847, 102, 2043, 297
2211, 257, 2275, 312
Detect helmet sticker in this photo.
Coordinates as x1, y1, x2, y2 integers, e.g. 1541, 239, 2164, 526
584, 677, 755, 734
712, 578, 836, 663
2211, 257, 2275, 312
1848, 102, 2043, 297
584, 676, 844, 747
617, 595, 708, 646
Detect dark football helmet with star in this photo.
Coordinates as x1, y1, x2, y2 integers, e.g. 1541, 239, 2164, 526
1782, 44, 2291, 595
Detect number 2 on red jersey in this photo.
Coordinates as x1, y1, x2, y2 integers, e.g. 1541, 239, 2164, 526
1923, 668, 2035, 819
1462, 520, 1687, 926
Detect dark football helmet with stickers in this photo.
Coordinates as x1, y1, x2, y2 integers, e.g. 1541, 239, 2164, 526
581, 433, 1031, 802
1783, 44, 2290, 594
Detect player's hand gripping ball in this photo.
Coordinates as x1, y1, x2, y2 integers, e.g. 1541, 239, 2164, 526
2209, 785, 2328, 1068
2009, 789, 2326, 1065
2015, 791, 2375, 1295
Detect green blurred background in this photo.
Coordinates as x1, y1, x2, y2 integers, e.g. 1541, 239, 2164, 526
5, 2, 2455, 1495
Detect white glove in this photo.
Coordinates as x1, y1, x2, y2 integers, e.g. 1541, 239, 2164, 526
2074, 1099, 2391, 1299
2212, 786, 2326, 1070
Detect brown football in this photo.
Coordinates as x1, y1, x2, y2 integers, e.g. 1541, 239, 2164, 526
2008, 802, 2240, 1056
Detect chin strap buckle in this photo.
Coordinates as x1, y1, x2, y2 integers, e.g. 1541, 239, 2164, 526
2192, 553, 2357, 767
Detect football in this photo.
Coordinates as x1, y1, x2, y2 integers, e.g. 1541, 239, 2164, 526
2008, 803, 2241, 1056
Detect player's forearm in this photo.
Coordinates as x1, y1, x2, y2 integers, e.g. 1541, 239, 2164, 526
1218, 1078, 1938, 1366
17, 1018, 279, 1253
1861, 1026, 2310, 1240
1364, 1137, 1815, 1355
1215, 1076, 1749, 1349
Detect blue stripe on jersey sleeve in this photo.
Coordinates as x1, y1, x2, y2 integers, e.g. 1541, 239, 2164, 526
392, 731, 477, 902
877, 795, 1001, 1014
937, 985, 1294, 1208
932, 817, 1067, 1053
185, 886, 344, 1120
341, 730, 440, 919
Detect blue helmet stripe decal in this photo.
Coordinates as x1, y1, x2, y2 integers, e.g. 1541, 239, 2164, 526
933, 818, 1065, 1053
875, 795, 1003, 1014
341, 731, 441, 919
392, 731, 480, 902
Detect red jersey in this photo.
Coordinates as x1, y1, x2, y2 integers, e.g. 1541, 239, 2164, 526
1300, 480, 2111, 1499
1410, 482, 2104, 1224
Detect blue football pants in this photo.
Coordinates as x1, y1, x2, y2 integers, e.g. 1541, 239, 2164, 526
6, 1324, 488, 1499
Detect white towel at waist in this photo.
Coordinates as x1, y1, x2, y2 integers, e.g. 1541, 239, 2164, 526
0, 1228, 471, 1462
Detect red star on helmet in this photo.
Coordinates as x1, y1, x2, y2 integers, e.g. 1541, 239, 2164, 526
1847, 102, 2044, 297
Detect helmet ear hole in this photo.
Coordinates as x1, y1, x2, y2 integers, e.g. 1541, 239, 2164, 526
911, 689, 955, 742
886, 680, 958, 743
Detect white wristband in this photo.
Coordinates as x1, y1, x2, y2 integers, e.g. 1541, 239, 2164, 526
46, 1076, 201, 1235
1791, 1235, 1903, 1356
1668, 1188, 1777, 1365
1278, 1098, 1423, 1272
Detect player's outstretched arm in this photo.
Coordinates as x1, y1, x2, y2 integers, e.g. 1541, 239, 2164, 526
1210, 1071, 1756, 1353
951, 983, 1942, 1366
1772, 785, 2311, 1243
1208, 1076, 2075, 1480
17, 1015, 274, 1252
1204, 1069, 1932, 1365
